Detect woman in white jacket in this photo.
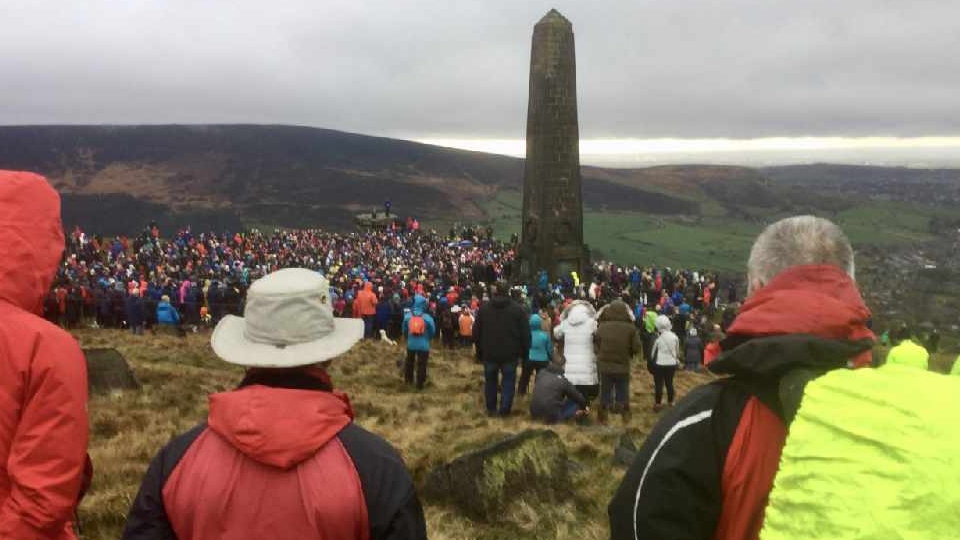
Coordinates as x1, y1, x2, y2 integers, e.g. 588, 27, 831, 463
650, 314, 680, 411
554, 300, 599, 404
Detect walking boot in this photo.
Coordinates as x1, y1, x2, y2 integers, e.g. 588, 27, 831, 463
597, 406, 609, 425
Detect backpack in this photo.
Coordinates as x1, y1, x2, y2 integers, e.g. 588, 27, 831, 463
409, 315, 426, 336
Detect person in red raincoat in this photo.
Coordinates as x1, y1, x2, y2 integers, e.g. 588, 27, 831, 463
0, 171, 90, 539
123, 269, 426, 540
610, 216, 875, 540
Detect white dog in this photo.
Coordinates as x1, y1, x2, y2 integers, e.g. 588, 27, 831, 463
379, 329, 397, 346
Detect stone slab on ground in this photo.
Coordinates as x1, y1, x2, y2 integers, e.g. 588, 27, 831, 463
423, 429, 570, 520
84, 348, 140, 393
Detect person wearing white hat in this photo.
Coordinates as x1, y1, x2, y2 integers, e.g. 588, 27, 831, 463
123, 268, 427, 540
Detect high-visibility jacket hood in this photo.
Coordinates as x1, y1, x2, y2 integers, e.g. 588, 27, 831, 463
0, 171, 64, 315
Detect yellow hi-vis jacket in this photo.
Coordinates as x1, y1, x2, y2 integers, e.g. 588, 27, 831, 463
951, 356, 960, 376
761, 364, 960, 539
885, 339, 929, 370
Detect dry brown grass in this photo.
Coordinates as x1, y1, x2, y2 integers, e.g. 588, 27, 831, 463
73, 329, 713, 540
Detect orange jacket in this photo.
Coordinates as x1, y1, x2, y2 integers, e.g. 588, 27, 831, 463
703, 341, 722, 366
458, 312, 474, 337
0, 171, 89, 539
355, 282, 378, 317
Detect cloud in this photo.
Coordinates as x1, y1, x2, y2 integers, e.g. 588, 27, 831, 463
0, 0, 956, 138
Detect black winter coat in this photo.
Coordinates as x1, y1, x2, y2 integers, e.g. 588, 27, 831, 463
473, 296, 530, 364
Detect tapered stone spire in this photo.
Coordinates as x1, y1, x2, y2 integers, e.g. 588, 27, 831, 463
518, 9, 589, 281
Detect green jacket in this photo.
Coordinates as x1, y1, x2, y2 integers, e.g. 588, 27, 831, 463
595, 301, 642, 376
885, 339, 929, 370
643, 310, 658, 334
761, 364, 960, 539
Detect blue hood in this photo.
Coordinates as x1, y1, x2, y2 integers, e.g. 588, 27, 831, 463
529, 313, 543, 329
413, 294, 428, 314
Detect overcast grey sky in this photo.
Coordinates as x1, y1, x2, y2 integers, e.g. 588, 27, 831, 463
1, 0, 957, 140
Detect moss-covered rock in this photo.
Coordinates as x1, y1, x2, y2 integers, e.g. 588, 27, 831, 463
84, 348, 140, 394
423, 429, 570, 520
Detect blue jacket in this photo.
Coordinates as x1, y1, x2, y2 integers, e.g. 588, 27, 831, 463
375, 300, 392, 328
156, 301, 181, 325
528, 314, 552, 363
403, 295, 436, 352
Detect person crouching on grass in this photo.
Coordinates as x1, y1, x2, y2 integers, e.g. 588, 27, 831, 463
530, 360, 589, 424
123, 268, 427, 540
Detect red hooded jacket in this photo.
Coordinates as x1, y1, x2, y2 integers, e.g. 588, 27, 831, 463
0, 171, 90, 539
123, 369, 426, 540
355, 282, 378, 317
610, 264, 874, 540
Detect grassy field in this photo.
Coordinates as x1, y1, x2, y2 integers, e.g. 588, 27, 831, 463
477, 189, 952, 272
75, 329, 713, 540
75, 330, 957, 539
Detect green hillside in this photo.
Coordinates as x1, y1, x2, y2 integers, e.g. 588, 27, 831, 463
482, 189, 949, 272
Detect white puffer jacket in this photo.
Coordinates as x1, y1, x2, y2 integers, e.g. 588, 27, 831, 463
554, 301, 598, 386
652, 314, 680, 367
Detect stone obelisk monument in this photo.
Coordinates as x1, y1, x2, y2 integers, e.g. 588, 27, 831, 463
519, 9, 589, 281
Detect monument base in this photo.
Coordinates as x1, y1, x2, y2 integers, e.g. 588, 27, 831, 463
517, 243, 590, 284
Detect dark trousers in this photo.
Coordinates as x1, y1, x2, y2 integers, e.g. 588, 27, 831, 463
575, 384, 600, 405
363, 315, 375, 339
441, 328, 456, 349
600, 373, 630, 409
557, 399, 581, 422
652, 364, 677, 404
388, 316, 403, 340
642, 333, 654, 364
484, 361, 517, 415
404, 350, 429, 389
684, 359, 701, 372
517, 360, 548, 395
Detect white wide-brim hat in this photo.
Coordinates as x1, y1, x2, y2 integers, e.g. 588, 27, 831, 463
211, 268, 364, 368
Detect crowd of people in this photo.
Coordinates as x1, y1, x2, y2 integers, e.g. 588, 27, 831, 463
48, 213, 737, 420
46, 218, 736, 336
2, 169, 958, 540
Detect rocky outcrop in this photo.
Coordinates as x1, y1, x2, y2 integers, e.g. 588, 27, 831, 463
423, 429, 570, 520
84, 348, 140, 393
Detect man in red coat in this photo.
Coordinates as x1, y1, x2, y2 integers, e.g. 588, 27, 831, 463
609, 216, 874, 540
123, 269, 426, 540
0, 171, 90, 539
355, 281, 379, 339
